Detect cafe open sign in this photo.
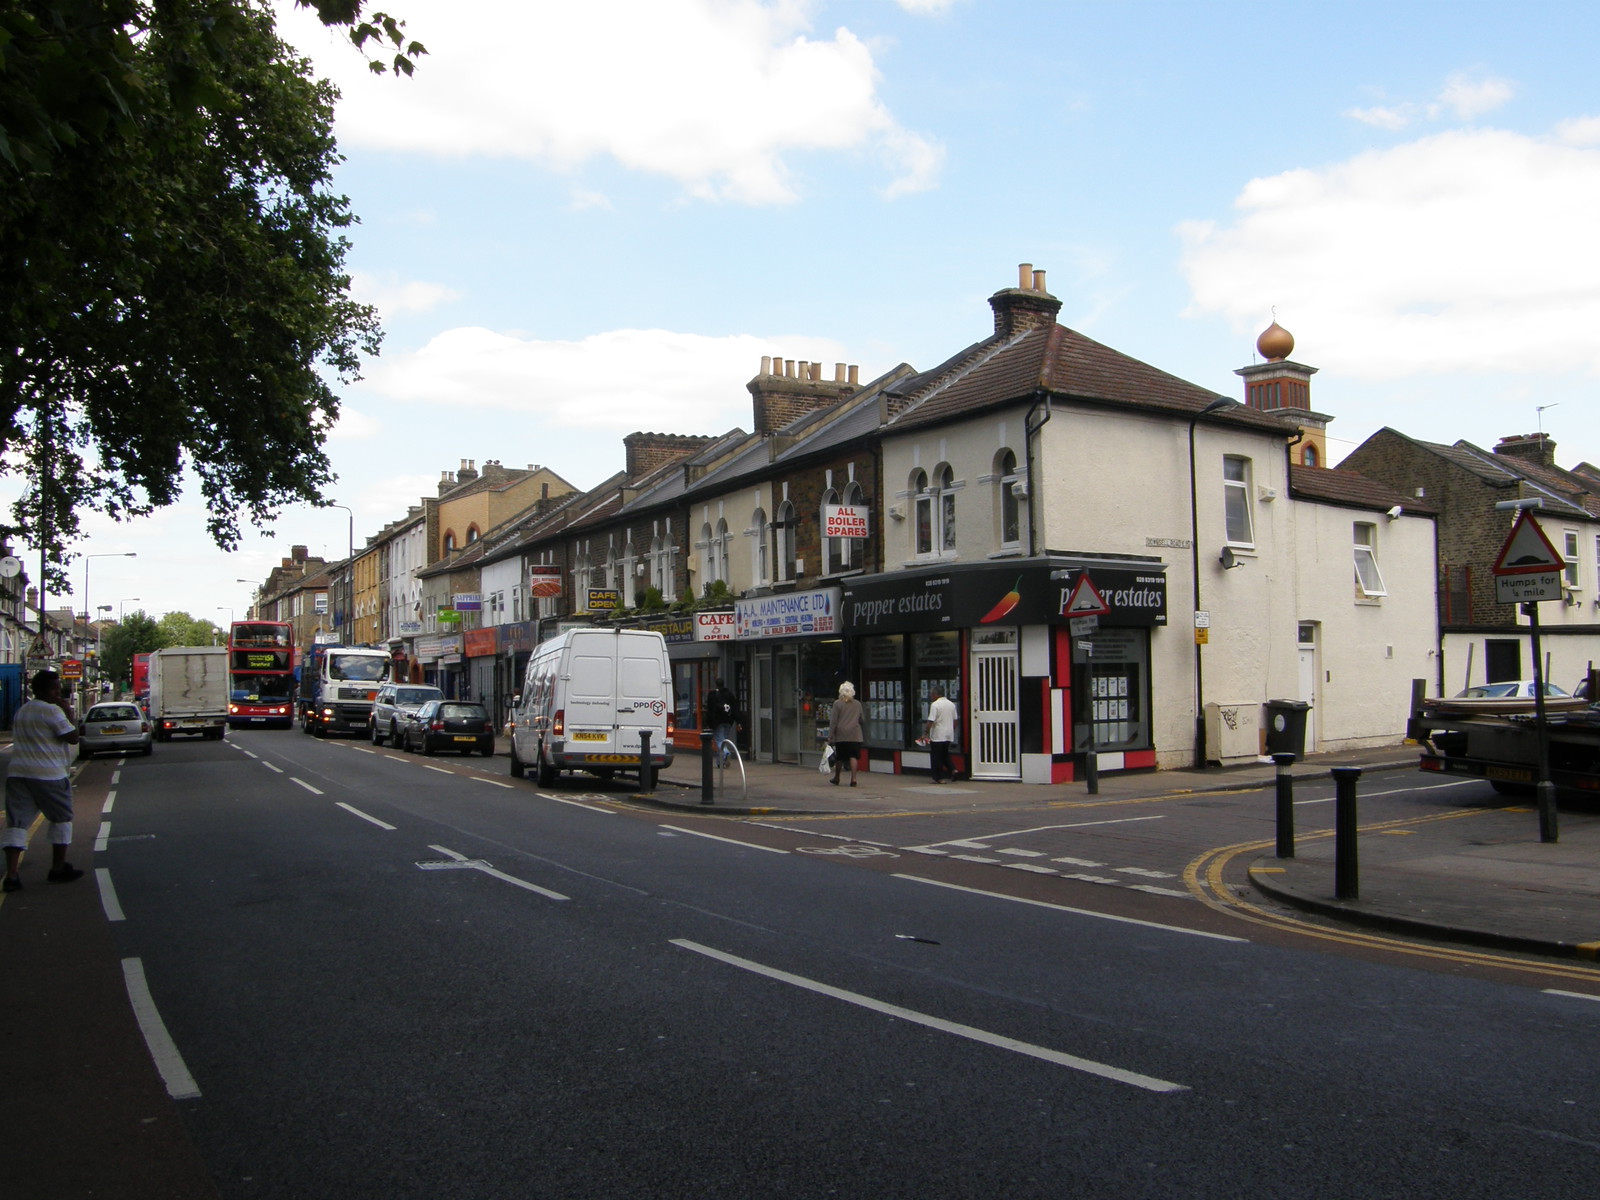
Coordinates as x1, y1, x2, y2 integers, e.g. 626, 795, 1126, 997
823, 504, 869, 539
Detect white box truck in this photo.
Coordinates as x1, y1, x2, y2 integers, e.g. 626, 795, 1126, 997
149, 645, 229, 741
508, 627, 674, 788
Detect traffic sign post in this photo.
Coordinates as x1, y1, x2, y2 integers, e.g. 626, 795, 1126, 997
1491, 508, 1561, 841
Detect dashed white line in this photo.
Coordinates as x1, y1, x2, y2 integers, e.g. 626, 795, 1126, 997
262, 762, 284, 774
423, 765, 453, 775
996, 848, 1047, 858
1545, 989, 1600, 1003
95, 822, 111, 852
336, 802, 396, 830
470, 777, 513, 789
96, 868, 125, 921
1115, 867, 1177, 879
672, 939, 1188, 1094
893, 874, 1246, 942
292, 778, 323, 795
660, 825, 788, 854
1052, 856, 1106, 867
422, 844, 568, 899
952, 854, 1001, 864
122, 958, 201, 1100
102, 790, 116, 815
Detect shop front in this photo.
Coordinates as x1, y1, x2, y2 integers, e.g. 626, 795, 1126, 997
637, 614, 710, 752
732, 588, 844, 768
841, 558, 1167, 783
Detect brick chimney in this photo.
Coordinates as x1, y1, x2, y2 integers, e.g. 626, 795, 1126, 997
437, 469, 457, 496
624, 432, 716, 480
746, 358, 858, 434
989, 263, 1063, 338
1494, 433, 1557, 470
456, 458, 479, 484
291, 545, 308, 565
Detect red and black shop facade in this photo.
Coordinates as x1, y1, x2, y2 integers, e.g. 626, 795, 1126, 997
840, 556, 1167, 783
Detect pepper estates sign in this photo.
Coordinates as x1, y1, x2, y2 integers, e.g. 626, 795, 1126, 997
735, 588, 842, 639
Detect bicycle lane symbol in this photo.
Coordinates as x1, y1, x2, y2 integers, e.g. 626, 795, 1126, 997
796, 844, 900, 859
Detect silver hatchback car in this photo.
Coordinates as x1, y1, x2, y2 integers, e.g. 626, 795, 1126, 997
79, 702, 155, 759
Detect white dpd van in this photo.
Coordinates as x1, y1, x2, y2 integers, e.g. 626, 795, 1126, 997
508, 627, 675, 787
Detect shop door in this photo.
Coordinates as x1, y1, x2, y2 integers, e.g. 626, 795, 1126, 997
754, 655, 773, 761
775, 649, 800, 763
970, 639, 1021, 779
1296, 623, 1318, 753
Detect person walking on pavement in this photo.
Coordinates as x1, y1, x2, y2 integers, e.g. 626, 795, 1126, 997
827, 681, 865, 787
706, 679, 739, 766
924, 684, 958, 783
2, 669, 84, 892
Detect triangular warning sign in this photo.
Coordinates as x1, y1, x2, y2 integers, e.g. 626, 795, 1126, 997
1061, 574, 1110, 617
1492, 510, 1563, 575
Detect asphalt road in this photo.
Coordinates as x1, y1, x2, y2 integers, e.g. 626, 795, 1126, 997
73, 732, 1600, 1198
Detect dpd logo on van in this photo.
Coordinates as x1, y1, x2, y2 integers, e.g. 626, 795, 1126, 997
634, 699, 668, 715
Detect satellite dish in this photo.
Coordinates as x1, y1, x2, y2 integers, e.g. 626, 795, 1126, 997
0, 556, 21, 578
1219, 547, 1242, 570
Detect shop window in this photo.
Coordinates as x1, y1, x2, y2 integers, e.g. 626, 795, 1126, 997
1223, 456, 1255, 547
861, 636, 906, 746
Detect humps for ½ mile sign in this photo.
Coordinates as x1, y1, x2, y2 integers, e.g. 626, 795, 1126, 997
1492, 509, 1564, 604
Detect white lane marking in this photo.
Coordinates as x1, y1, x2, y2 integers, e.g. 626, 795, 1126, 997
262, 762, 284, 774
95, 823, 111, 852
422, 844, 568, 900
672, 939, 1188, 1094
660, 825, 788, 854
997, 848, 1047, 858
1129, 885, 1191, 898
952, 854, 1001, 864
1545, 989, 1600, 1003
96, 868, 125, 921
240, 750, 259, 759
423, 765, 453, 775
909, 814, 1166, 852
893, 874, 1247, 943
102, 790, 116, 815
122, 958, 201, 1100
110, 770, 121, 785
292, 778, 324, 795
471, 777, 513, 789
1004, 864, 1059, 875
538, 794, 616, 812
1052, 857, 1106, 867
1294, 778, 1481, 806
1116, 867, 1177, 879
349, 746, 376, 755
1062, 872, 1120, 885
336, 802, 396, 830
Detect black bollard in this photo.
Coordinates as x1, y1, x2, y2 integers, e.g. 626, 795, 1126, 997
639, 728, 653, 791
1272, 752, 1296, 858
1332, 765, 1362, 900
700, 729, 715, 805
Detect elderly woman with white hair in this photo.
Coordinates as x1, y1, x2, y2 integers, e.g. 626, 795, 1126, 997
827, 681, 865, 787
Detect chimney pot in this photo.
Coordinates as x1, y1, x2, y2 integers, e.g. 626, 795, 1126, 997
1018, 262, 1033, 289
835, 362, 846, 383
848, 364, 859, 385
761, 355, 772, 375
1032, 269, 1047, 293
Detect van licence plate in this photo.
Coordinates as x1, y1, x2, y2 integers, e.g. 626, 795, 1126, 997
1487, 766, 1533, 783
572, 731, 607, 741
452, 736, 476, 743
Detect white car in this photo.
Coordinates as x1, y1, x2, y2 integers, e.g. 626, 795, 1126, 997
79, 702, 155, 758
1455, 681, 1570, 700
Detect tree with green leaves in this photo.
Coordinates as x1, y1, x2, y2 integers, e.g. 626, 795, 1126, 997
157, 611, 224, 648
0, 2, 425, 591
99, 610, 167, 689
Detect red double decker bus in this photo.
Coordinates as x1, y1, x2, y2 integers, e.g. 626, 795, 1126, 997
227, 621, 296, 729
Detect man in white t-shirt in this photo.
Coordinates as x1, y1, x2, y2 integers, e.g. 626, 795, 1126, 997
3, 670, 83, 893
923, 684, 958, 784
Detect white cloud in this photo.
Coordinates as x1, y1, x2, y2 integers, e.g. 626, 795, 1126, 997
1556, 115, 1600, 146
1178, 127, 1600, 378
1344, 72, 1514, 130
349, 270, 463, 315
276, 0, 940, 204
357, 325, 850, 434
894, 0, 959, 14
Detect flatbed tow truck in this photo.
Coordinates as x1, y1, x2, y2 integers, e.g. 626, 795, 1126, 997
1408, 687, 1600, 798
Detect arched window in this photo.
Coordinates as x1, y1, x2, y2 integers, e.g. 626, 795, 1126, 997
605, 545, 618, 595
913, 466, 957, 558
997, 449, 1022, 547
442, 530, 457, 554
751, 507, 769, 586
714, 518, 731, 585
842, 481, 864, 570
466, 525, 480, 544
912, 469, 932, 556
1302, 443, 1319, 467
938, 464, 956, 553
653, 531, 676, 602
820, 488, 840, 575
775, 500, 795, 582
622, 539, 637, 606
700, 522, 717, 588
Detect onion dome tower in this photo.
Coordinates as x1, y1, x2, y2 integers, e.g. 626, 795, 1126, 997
1234, 319, 1331, 468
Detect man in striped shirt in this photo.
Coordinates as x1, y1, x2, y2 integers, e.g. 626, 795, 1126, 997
2, 670, 83, 893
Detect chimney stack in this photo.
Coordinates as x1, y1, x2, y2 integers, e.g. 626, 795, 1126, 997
1493, 433, 1558, 470
747, 356, 860, 433
989, 262, 1062, 338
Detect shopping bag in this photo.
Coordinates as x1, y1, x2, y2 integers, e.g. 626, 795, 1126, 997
818, 744, 835, 774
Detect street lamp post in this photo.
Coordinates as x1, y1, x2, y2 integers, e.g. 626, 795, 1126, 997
83, 550, 136, 627
216, 606, 233, 645
119, 597, 141, 621
1187, 396, 1240, 769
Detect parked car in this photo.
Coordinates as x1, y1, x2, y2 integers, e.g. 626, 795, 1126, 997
370, 682, 445, 747
1455, 681, 1570, 699
402, 700, 496, 756
79, 701, 154, 758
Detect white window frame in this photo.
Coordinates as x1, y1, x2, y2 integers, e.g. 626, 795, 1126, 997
714, 518, 731, 586
750, 508, 769, 587
820, 488, 841, 575
997, 449, 1022, 549
1223, 456, 1255, 548
1563, 530, 1580, 588
775, 500, 796, 582
1353, 522, 1387, 598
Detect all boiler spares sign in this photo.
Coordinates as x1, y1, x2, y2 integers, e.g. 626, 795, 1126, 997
734, 588, 842, 639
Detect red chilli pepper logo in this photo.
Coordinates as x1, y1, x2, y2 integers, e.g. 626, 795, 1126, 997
980, 577, 1023, 624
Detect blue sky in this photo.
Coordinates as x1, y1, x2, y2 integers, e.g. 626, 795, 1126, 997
40, 0, 1600, 625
